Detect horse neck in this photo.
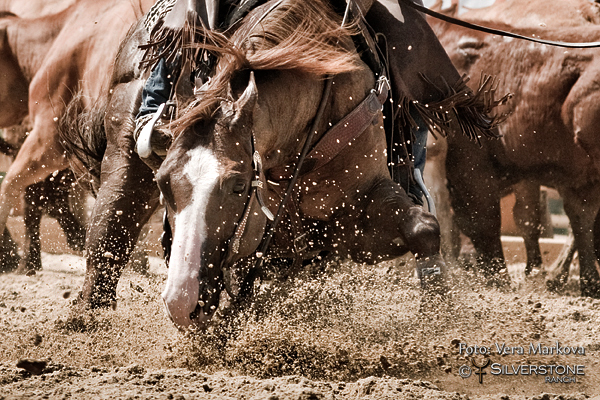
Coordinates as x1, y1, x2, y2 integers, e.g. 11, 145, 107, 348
3, 8, 70, 82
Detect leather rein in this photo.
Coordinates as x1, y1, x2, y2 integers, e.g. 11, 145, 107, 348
398, 0, 600, 49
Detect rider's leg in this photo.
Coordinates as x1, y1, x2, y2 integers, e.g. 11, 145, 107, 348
368, 0, 460, 204
408, 106, 427, 205
134, 58, 178, 137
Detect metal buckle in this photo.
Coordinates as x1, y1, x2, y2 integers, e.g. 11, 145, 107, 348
420, 266, 441, 277
375, 75, 390, 97
293, 233, 309, 254
163, 100, 177, 120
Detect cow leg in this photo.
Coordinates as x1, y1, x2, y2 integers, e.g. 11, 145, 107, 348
424, 134, 461, 262
546, 232, 576, 292
0, 121, 69, 270
15, 183, 45, 273
44, 171, 86, 252
77, 148, 159, 309
512, 181, 543, 275
350, 178, 447, 291
446, 141, 509, 286
561, 189, 600, 298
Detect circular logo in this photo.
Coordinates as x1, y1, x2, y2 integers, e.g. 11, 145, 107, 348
458, 365, 472, 378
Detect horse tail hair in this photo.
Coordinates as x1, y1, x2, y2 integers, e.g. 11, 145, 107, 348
58, 92, 107, 195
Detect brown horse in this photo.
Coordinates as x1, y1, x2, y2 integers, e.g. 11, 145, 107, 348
61, 0, 496, 330
433, 2, 600, 297
0, 0, 154, 269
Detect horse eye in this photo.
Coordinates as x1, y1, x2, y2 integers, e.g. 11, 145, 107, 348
232, 181, 246, 194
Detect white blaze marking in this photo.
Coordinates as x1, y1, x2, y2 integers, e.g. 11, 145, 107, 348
161, 146, 221, 328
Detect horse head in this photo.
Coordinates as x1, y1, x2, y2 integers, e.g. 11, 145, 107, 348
154, 72, 269, 328
141, 0, 372, 329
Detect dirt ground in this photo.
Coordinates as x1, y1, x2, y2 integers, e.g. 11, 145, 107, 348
1, 217, 600, 400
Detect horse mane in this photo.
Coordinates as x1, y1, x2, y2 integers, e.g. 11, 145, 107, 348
171, 0, 362, 136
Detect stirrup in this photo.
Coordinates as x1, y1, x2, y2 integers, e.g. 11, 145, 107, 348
135, 103, 166, 159
413, 168, 436, 216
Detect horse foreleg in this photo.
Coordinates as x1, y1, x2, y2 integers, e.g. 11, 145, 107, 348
77, 149, 158, 309
351, 178, 447, 291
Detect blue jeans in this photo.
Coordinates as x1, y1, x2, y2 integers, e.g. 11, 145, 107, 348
409, 106, 427, 201
137, 58, 176, 119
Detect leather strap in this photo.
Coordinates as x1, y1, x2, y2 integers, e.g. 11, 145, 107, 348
270, 77, 389, 181
398, 0, 600, 49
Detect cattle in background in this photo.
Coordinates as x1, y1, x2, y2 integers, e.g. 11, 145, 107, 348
441, 0, 600, 28
0, 0, 154, 270
0, 121, 85, 274
426, 0, 596, 275
0, 0, 75, 18
430, 0, 600, 297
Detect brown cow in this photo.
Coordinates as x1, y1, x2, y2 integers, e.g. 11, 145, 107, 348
427, 0, 599, 275
0, 0, 75, 18
444, 0, 600, 28
0, 122, 85, 274
432, 0, 600, 297
0, 0, 154, 269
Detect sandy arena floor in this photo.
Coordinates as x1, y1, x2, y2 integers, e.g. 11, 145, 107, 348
0, 216, 599, 400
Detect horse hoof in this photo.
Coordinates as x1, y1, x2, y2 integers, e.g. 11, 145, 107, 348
545, 276, 567, 293
15, 259, 42, 275
485, 269, 512, 290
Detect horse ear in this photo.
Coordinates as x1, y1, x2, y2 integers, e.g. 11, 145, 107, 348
226, 81, 235, 101
236, 71, 257, 114
229, 71, 257, 133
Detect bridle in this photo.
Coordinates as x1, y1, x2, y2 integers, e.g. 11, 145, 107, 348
227, 132, 274, 257
216, 0, 390, 279
159, 0, 389, 288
